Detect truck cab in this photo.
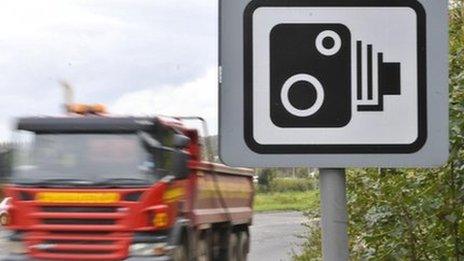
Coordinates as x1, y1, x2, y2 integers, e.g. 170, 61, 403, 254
2, 109, 254, 261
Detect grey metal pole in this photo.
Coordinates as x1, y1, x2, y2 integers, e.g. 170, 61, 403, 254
319, 168, 349, 261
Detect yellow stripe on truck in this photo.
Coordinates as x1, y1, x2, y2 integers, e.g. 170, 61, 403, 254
197, 176, 253, 200
163, 187, 185, 203
36, 192, 120, 204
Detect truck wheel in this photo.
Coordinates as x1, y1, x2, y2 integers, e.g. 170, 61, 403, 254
227, 232, 239, 261
196, 233, 211, 261
173, 245, 188, 261
173, 233, 189, 261
237, 231, 249, 261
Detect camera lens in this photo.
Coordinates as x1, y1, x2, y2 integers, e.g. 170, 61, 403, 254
288, 81, 318, 110
322, 37, 335, 49
280, 74, 325, 117
315, 30, 341, 56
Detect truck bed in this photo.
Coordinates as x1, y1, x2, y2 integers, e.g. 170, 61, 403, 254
189, 162, 254, 226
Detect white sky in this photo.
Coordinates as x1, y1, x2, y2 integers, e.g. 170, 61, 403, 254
0, 0, 218, 141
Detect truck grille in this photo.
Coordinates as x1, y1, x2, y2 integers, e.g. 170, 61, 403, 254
43, 218, 116, 225
41, 206, 119, 213
44, 239, 114, 245
27, 205, 130, 260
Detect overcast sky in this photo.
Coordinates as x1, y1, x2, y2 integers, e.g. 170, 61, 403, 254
0, 0, 218, 141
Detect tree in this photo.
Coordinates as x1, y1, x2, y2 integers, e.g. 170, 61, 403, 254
258, 168, 276, 188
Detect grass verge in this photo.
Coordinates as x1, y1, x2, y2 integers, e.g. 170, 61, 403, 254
253, 190, 319, 212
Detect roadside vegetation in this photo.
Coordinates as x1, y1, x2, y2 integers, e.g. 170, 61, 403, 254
295, 3, 464, 260
254, 190, 319, 213
253, 168, 320, 212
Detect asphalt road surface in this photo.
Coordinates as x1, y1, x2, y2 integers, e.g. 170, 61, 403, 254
0, 212, 306, 261
249, 212, 306, 261
0, 229, 7, 258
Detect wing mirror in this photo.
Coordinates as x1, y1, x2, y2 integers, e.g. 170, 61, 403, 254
173, 134, 190, 149
138, 132, 190, 180
172, 151, 189, 179
0, 149, 12, 183
139, 132, 190, 150
138, 132, 162, 153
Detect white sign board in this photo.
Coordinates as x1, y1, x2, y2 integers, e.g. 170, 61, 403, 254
219, 0, 448, 167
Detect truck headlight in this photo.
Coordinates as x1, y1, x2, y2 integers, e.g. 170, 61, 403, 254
0, 213, 10, 226
6, 240, 27, 255
153, 212, 169, 229
129, 243, 167, 256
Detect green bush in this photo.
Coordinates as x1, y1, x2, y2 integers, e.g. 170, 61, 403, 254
293, 210, 322, 261
254, 191, 319, 212
258, 168, 276, 188
268, 178, 315, 192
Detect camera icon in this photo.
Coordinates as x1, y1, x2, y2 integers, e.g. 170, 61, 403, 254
270, 23, 402, 128
240, 1, 426, 154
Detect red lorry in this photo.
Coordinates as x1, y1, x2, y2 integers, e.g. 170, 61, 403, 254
1, 105, 254, 261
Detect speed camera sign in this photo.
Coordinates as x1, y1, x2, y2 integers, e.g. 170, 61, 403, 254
219, 0, 448, 167
246, 1, 425, 153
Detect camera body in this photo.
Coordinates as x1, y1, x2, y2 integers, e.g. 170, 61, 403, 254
270, 23, 351, 127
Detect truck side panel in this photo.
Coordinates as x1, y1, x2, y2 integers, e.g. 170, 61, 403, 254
190, 163, 254, 226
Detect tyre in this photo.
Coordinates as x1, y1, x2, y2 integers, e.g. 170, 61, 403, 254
196, 232, 211, 261
237, 231, 249, 261
227, 232, 239, 261
173, 233, 189, 261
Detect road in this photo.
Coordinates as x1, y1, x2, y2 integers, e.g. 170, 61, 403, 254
249, 212, 306, 261
0, 212, 306, 261
0, 229, 7, 259
0, 227, 8, 260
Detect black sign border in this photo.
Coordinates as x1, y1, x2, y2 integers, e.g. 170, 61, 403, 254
243, 0, 427, 154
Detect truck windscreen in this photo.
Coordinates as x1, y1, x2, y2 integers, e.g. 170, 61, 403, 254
11, 133, 159, 187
